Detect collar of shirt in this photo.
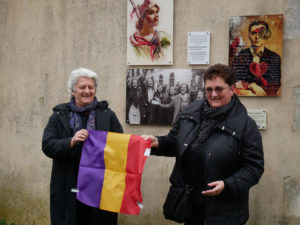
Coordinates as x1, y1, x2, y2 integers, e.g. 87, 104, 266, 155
250, 46, 264, 63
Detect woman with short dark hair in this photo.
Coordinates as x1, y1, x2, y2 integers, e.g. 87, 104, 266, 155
143, 64, 264, 225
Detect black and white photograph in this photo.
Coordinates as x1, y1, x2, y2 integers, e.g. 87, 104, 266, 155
126, 68, 205, 125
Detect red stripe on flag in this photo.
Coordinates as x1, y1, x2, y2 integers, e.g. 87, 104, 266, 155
120, 135, 149, 214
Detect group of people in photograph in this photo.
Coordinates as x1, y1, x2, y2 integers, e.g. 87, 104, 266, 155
126, 69, 204, 125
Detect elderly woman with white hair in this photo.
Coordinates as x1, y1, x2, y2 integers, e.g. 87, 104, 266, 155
42, 68, 123, 225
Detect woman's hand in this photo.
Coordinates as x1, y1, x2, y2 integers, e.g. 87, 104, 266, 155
201, 180, 224, 196
70, 129, 89, 148
141, 135, 159, 148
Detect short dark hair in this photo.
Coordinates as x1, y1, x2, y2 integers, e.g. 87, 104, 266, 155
204, 64, 235, 86
248, 20, 272, 39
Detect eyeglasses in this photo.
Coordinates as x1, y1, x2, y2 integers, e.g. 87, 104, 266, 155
205, 86, 229, 94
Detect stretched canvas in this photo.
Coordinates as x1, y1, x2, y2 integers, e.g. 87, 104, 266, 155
127, 0, 173, 65
229, 14, 283, 96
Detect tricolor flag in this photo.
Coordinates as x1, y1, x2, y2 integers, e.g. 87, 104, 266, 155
76, 130, 151, 215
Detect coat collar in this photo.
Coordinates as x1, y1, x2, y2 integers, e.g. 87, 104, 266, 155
51, 100, 110, 135
179, 97, 249, 139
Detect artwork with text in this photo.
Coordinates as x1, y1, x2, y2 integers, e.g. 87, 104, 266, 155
229, 15, 283, 96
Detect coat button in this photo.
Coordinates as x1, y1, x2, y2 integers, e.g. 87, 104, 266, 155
208, 153, 212, 157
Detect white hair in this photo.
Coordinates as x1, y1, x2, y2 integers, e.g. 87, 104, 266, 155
67, 68, 99, 94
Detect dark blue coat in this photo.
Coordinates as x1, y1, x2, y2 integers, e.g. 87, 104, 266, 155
42, 101, 123, 225
151, 98, 264, 225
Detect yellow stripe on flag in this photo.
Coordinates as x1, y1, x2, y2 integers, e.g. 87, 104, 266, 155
99, 132, 130, 212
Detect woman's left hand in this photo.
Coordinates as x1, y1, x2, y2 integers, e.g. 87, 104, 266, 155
201, 180, 224, 196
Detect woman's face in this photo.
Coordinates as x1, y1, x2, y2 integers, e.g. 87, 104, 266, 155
205, 76, 233, 108
144, 6, 159, 27
196, 90, 203, 100
147, 78, 154, 87
132, 79, 138, 88
180, 84, 187, 94
72, 77, 96, 108
169, 87, 175, 95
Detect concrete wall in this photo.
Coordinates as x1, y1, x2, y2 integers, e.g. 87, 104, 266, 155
0, 0, 299, 224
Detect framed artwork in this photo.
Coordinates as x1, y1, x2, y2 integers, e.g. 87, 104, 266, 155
229, 14, 283, 96
126, 68, 205, 125
127, 0, 173, 65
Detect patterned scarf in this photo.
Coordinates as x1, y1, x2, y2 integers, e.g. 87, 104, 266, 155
193, 95, 237, 145
130, 32, 161, 61
68, 97, 98, 134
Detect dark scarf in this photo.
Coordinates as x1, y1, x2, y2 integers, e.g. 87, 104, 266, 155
193, 95, 237, 145
68, 97, 98, 134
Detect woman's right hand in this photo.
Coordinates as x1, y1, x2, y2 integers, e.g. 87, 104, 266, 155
141, 135, 159, 148
70, 129, 89, 148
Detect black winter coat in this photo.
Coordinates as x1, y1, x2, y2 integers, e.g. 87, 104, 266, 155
42, 101, 123, 225
151, 98, 264, 225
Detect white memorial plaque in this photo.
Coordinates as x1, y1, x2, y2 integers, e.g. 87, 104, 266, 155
248, 109, 267, 130
187, 32, 210, 65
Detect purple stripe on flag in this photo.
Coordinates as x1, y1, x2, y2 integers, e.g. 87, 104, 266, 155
76, 130, 108, 208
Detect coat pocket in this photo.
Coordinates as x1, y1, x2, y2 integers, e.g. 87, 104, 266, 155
163, 185, 193, 223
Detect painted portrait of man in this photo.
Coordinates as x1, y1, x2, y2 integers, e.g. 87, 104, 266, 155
229, 15, 283, 96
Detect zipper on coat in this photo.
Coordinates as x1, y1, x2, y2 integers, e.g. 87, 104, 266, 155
204, 144, 211, 225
